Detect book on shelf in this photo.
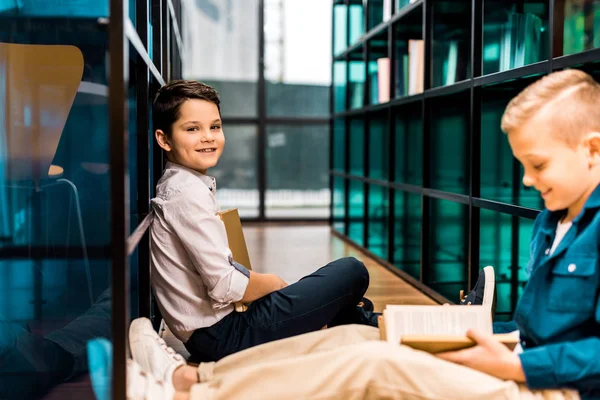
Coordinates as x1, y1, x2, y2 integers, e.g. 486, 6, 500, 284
499, 12, 542, 72
383, 0, 391, 21
408, 39, 424, 95
377, 57, 390, 103
378, 304, 520, 354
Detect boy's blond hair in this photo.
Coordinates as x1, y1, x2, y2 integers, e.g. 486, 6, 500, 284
501, 69, 600, 145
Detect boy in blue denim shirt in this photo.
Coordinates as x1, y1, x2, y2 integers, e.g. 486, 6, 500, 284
437, 69, 600, 399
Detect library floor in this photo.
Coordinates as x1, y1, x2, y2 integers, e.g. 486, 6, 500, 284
244, 224, 438, 311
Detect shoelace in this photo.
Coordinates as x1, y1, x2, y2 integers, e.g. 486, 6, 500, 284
156, 337, 184, 362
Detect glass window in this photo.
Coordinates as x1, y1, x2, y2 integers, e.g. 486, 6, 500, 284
333, 177, 346, 234
393, 190, 421, 280
394, 102, 422, 185
265, 124, 330, 218
333, 61, 347, 113
480, 79, 544, 209
368, 184, 389, 259
426, 198, 469, 301
348, 179, 365, 246
368, 113, 389, 180
563, 0, 600, 56
349, 47, 366, 109
349, 118, 365, 176
334, 2, 348, 56
333, 118, 346, 172
393, 6, 423, 98
182, 0, 259, 117
431, 0, 472, 88
482, 0, 548, 75
265, 0, 331, 117
367, 33, 389, 105
349, 1, 365, 46
212, 124, 260, 218
429, 90, 470, 194
0, 14, 111, 398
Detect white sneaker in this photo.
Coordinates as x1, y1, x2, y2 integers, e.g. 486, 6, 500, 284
127, 359, 175, 400
129, 318, 186, 386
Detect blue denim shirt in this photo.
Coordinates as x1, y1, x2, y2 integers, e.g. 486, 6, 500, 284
494, 185, 600, 399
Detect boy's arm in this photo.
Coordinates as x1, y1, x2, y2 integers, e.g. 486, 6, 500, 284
240, 271, 288, 303
492, 320, 518, 333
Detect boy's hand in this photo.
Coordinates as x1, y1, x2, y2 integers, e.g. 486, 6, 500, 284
436, 329, 526, 382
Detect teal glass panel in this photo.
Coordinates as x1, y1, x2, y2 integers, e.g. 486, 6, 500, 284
349, 49, 365, 109
333, 118, 346, 172
393, 190, 421, 280
334, 61, 347, 113
368, 184, 389, 259
333, 177, 346, 234
348, 179, 365, 246
367, 32, 389, 105
429, 91, 469, 194
480, 80, 544, 209
349, 2, 365, 45
368, 0, 384, 30
394, 102, 422, 185
432, 0, 472, 87
368, 114, 389, 180
334, 3, 348, 56
349, 118, 365, 176
482, 1, 548, 75
427, 198, 469, 301
563, 0, 600, 56
397, 0, 412, 10
392, 7, 423, 98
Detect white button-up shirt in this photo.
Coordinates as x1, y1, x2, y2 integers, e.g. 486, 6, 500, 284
150, 162, 249, 342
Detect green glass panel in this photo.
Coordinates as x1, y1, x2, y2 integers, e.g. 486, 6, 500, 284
427, 198, 469, 302
369, 115, 389, 180
349, 59, 366, 109
429, 91, 469, 194
349, 3, 365, 45
333, 177, 346, 234
480, 82, 544, 209
368, 184, 389, 259
563, 0, 600, 56
394, 102, 422, 185
333, 61, 347, 113
393, 190, 421, 280
349, 180, 365, 246
368, 0, 384, 30
482, 1, 548, 75
333, 118, 346, 172
432, 1, 471, 88
334, 4, 348, 56
349, 118, 365, 176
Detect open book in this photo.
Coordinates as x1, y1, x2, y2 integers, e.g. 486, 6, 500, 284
378, 305, 519, 353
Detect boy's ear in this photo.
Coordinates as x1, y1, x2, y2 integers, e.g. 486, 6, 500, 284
155, 129, 172, 152
584, 132, 600, 167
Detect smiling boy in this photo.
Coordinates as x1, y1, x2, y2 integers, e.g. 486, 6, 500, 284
148, 80, 378, 363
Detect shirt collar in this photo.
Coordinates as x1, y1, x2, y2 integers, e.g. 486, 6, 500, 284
165, 161, 217, 192
539, 183, 600, 235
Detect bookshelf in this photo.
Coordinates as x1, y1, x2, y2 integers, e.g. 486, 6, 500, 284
330, 0, 600, 320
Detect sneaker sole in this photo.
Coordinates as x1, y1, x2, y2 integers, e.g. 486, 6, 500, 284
481, 266, 495, 309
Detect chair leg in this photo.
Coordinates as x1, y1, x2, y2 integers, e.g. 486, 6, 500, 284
55, 178, 94, 306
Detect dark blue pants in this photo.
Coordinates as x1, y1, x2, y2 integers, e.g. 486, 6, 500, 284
184, 257, 379, 362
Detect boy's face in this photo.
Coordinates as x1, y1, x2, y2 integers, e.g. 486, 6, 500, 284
508, 117, 597, 215
157, 99, 224, 175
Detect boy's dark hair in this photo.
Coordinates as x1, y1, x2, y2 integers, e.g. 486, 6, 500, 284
152, 80, 221, 136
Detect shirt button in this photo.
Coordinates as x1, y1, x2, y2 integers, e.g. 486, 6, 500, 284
568, 263, 577, 273
545, 248, 550, 255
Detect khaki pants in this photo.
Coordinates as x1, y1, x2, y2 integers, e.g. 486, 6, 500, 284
188, 325, 580, 400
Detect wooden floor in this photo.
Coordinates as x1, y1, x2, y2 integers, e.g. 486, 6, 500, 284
244, 224, 437, 311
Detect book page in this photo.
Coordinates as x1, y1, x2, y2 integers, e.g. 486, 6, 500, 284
385, 305, 492, 344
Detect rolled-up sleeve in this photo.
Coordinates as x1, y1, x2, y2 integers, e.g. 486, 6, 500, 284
167, 185, 249, 308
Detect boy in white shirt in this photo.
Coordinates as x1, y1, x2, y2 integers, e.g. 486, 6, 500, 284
150, 80, 378, 362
